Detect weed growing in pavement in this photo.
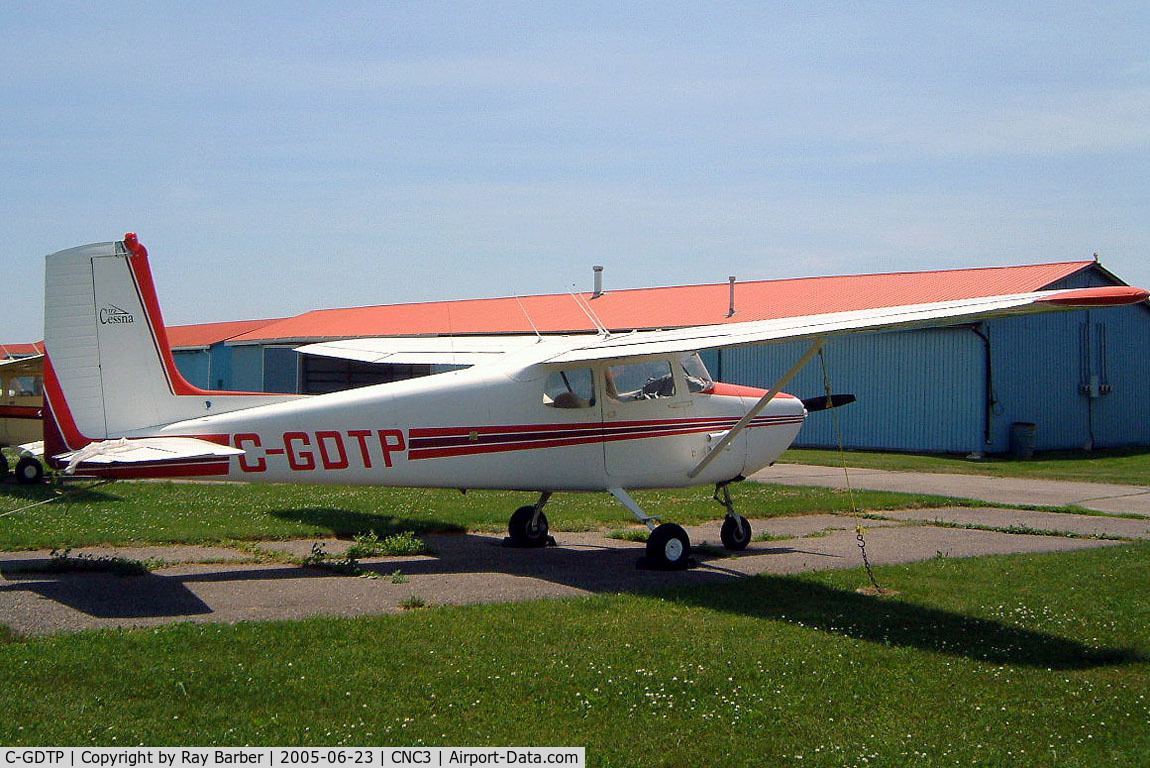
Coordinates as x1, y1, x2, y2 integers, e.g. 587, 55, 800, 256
301, 543, 363, 576
753, 532, 797, 542
344, 530, 430, 559
44, 548, 164, 575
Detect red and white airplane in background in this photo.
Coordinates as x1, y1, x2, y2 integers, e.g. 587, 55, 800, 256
39, 235, 1148, 568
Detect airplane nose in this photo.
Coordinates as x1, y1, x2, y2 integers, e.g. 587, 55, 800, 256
742, 392, 807, 475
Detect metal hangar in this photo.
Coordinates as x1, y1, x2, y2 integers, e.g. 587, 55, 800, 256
165, 259, 1149, 456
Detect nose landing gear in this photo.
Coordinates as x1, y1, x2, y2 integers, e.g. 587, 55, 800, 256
714, 482, 752, 551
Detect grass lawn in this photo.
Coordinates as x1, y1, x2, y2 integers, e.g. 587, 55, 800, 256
0, 480, 983, 551
783, 446, 1150, 486
0, 543, 1145, 765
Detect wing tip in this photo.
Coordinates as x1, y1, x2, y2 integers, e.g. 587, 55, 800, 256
1038, 286, 1149, 308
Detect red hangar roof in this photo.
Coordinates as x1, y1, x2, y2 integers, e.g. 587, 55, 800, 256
221, 260, 1107, 346
0, 342, 44, 360
167, 319, 285, 349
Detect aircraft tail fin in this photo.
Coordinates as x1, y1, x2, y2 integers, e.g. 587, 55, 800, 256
43, 234, 294, 455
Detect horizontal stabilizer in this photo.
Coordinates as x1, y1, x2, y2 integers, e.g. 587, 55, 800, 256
56, 437, 243, 476
800, 394, 857, 412
17, 440, 44, 457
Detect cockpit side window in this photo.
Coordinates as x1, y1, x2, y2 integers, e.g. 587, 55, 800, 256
605, 360, 676, 401
680, 353, 714, 394
543, 368, 596, 409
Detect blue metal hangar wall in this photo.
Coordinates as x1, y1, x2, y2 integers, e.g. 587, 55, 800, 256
170, 260, 1150, 455
707, 265, 1150, 454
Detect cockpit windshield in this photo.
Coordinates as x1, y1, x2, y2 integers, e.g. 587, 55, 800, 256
680, 353, 714, 394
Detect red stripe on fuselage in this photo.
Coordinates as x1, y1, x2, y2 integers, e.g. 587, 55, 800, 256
0, 405, 40, 420
406, 414, 804, 460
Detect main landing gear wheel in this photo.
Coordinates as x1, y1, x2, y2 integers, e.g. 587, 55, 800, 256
720, 514, 752, 550
0, 453, 8, 479
507, 505, 551, 548
645, 523, 691, 570
15, 457, 44, 485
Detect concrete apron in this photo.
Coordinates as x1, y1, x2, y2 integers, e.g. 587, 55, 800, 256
0, 506, 1142, 635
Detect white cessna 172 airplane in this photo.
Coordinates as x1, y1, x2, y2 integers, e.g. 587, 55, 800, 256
40, 235, 1148, 569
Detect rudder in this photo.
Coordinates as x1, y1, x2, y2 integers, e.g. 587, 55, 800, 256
43, 233, 294, 452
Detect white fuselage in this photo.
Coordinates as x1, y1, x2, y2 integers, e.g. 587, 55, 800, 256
145, 357, 806, 491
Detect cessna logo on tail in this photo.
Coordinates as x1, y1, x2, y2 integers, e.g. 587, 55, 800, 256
99, 304, 135, 324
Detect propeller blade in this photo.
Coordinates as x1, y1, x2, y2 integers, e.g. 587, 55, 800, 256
800, 393, 857, 412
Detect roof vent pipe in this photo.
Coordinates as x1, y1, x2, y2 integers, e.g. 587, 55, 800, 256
592, 265, 604, 298
727, 276, 737, 317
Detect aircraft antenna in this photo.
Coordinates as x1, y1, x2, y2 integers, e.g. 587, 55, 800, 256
569, 292, 608, 336
514, 296, 544, 341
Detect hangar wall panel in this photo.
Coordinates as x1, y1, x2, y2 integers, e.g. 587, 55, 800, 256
1090, 309, 1150, 448
263, 347, 300, 394
229, 345, 265, 392
712, 327, 985, 453
205, 343, 236, 391
986, 304, 1150, 451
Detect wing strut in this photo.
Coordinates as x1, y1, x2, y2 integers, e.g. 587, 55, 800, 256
688, 338, 826, 479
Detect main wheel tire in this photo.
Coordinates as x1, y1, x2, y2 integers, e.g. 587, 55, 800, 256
15, 457, 44, 485
0, 453, 8, 479
720, 515, 752, 550
508, 505, 550, 547
645, 523, 691, 570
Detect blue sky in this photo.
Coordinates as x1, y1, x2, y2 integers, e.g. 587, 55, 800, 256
2, 1, 1147, 342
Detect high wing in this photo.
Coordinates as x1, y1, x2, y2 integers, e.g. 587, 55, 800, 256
544, 287, 1148, 364
298, 286, 1148, 368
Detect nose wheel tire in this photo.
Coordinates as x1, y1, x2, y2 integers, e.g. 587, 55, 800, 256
720, 514, 752, 550
508, 505, 551, 548
645, 523, 691, 570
